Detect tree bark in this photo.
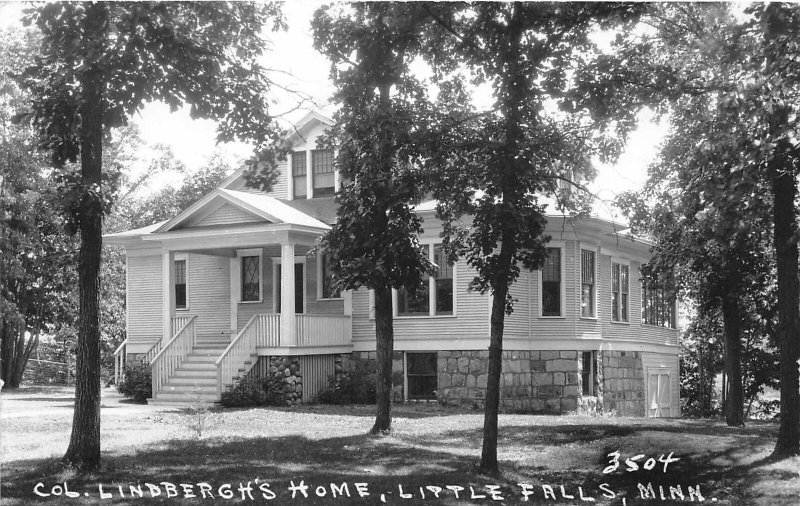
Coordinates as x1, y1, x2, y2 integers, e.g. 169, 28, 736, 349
62, 1, 106, 471
764, 3, 800, 458
370, 286, 394, 434
721, 295, 744, 426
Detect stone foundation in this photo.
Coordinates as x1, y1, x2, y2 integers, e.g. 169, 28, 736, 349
601, 350, 645, 416
265, 356, 304, 406
339, 348, 646, 416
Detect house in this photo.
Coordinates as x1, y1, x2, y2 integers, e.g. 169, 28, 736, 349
107, 111, 680, 416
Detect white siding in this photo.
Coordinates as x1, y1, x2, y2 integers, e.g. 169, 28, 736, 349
191, 203, 262, 227
226, 160, 288, 199
642, 351, 681, 417
185, 253, 231, 342
127, 254, 163, 344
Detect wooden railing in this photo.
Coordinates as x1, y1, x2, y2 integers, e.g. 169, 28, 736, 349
296, 314, 351, 347
171, 315, 193, 337
113, 340, 162, 385
216, 314, 280, 397
150, 316, 197, 397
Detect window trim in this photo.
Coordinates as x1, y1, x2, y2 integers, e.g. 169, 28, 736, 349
311, 148, 336, 197
538, 242, 566, 318
392, 241, 457, 319
580, 248, 598, 319
237, 249, 263, 303
174, 253, 189, 311
404, 351, 438, 401
316, 252, 343, 301
611, 258, 630, 324
581, 351, 597, 396
291, 150, 308, 200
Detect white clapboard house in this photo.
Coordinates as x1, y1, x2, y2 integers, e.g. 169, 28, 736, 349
108, 111, 679, 416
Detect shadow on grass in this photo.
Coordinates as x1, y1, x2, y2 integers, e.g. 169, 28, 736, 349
2, 418, 786, 506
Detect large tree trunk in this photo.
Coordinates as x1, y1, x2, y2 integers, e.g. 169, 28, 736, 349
765, 3, 800, 458
370, 286, 394, 434
62, 2, 106, 471
721, 295, 744, 426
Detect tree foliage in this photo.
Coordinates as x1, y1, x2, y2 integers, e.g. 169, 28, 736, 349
17, 1, 286, 470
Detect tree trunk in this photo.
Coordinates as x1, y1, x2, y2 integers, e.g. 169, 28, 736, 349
62, 2, 106, 472
721, 295, 744, 426
764, 3, 800, 458
370, 286, 394, 434
479, 262, 510, 475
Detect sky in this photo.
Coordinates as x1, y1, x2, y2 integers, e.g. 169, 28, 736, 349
0, 1, 667, 220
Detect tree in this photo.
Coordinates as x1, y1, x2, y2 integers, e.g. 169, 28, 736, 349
424, 3, 642, 473
17, 1, 286, 470
312, 3, 437, 434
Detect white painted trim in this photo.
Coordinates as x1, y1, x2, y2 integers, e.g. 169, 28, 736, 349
256, 345, 352, 356
538, 241, 566, 318
229, 257, 238, 336
611, 260, 630, 323
316, 252, 344, 300
237, 248, 264, 303
271, 254, 308, 314
306, 149, 314, 199
174, 253, 189, 311
287, 151, 294, 200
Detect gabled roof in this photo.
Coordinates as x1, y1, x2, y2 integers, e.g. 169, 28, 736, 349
155, 188, 330, 233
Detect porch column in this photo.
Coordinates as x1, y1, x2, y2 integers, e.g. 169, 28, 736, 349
162, 250, 175, 343
280, 242, 296, 346
229, 256, 239, 338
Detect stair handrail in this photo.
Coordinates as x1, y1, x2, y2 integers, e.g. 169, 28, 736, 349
142, 340, 162, 364
150, 315, 197, 397
113, 339, 128, 385
215, 313, 263, 398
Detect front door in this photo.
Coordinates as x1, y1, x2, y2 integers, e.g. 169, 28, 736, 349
276, 263, 304, 314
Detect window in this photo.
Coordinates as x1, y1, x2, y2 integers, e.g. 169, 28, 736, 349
292, 151, 307, 199
541, 247, 562, 316
642, 268, 676, 328
396, 244, 455, 317
407, 352, 437, 400
581, 250, 595, 317
612, 262, 629, 322
319, 253, 341, 299
581, 351, 597, 396
434, 245, 453, 315
175, 259, 187, 309
312, 149, 335, 197
241, 256, 260, 302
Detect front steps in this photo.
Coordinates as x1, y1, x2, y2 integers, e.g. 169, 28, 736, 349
149, 339, 229, 406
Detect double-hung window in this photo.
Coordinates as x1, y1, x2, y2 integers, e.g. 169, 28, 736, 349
312, 149, 335, 197
396, 244, 454, 317
612, 262, 629, 322
319, 253, 341, 299
581, 250, 596, 318
292, 151, 307, 199
642, 267, 676, 328
541, 247, 562, 317
175, 259, 187, 309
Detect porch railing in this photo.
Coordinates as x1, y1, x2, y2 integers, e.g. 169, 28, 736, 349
150, 316, 197, 397
113, 339, 162, 385
171, 315, 193, 338
216, 314, 280, 397
296, 314, 351, 347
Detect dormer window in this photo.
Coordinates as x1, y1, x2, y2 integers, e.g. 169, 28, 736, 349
312, 149, 335, 197
292, 151, 307, 199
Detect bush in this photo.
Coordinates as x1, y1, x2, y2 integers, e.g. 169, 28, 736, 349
315, 370, 376, 405
219, 375, 284, 408
117, 362, 152, 403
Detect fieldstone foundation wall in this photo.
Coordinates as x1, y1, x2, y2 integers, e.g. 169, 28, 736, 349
265, 356, 303, 406
350, 351, 405, 401
601, 350, 645, 416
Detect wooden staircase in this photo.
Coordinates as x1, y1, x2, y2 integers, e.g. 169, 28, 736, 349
149, 338, 230, 406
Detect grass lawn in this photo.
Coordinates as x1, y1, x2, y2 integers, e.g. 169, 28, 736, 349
1, 386, 798, 505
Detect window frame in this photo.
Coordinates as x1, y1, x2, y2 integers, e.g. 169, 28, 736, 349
580, 248, 597, 319
291, 150, 307, 200
611, 259, 630, 323
311, 148, 335, 197
237, 249, 263, 303
538, 243, 566, 318
641, 266, 677, 329
393, 242, 457, 318
174, 254, 188, 311
316, 252, 343, 300
405, 352, 438, 401
581, 351, 597, 396
271, 256, 307, 314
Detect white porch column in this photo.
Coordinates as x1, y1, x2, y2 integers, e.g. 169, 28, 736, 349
306, 149, 314, 199
229, 256, 239, 339
280, 242, 296, 346
287, 152, 294, 200
162, 250, 175, 343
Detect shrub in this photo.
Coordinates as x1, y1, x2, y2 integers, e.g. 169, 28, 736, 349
117, 362, 152, 403
219, 375, 284, 408
315, 370, 376, 405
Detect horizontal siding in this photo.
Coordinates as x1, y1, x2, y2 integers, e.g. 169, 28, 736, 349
226, 160, 288, 198
641, 351, 681, 417
192, 203, 261, 227
305, 255, 345, 315
127, 254, 163, 343
528, 240, 580, 340
237, 247, 272, 330
186, 253, 230, 342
